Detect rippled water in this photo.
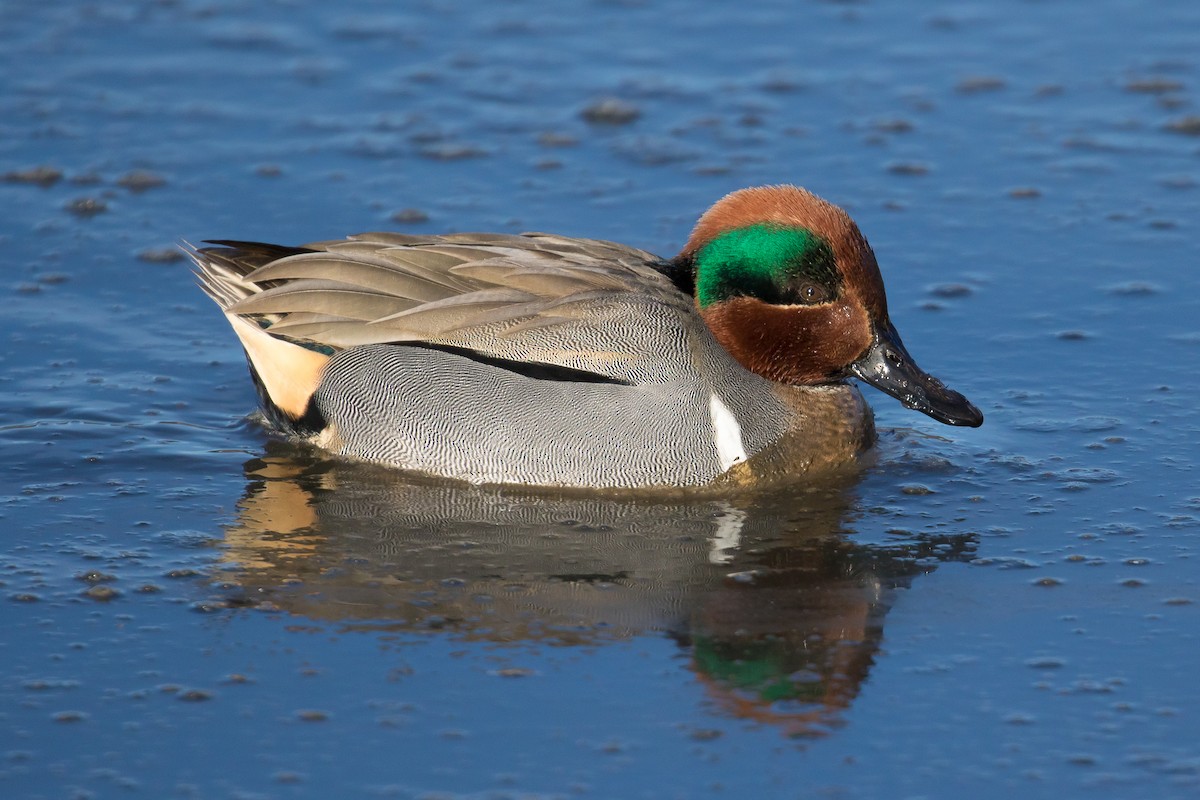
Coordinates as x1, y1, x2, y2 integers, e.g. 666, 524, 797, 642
3, 1, 1199, 798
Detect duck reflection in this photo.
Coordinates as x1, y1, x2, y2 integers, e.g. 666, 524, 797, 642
215, 442, 975, 738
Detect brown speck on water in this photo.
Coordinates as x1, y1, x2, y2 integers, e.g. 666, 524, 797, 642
1057, 330, 1090, 341
1163, 597, 1194, 606
390, 208, 430, 224
255, 164, 284, 177
537, 131, 578, 147
190, 600, 228, 613
418, 143, 488, 161
76, 570, 116, 584
83, 585, 120, 602
690, 728, 723, 741
761, 73, 805, 93
116, 170, 166, 193
929, 283, 972, 298
1025, 657, 1066, 669
1009, 187, 1042, 198
491, 667, 535, 678
1033, 577, 1064, 587
4, 165, 62, 186
580, 97, 641, 125
52, 710, 88, 723
900, 484, 935, 496
1106, 282, 1159, 296
887, 162, 929, 176
296, 710, 328, 722
873, 118, 914, 133
957, 76, 1006, 93
1126, 77, 1184, 94
1160, 175, 1196, 190
1164, 116, 1200, 136
137, 247, 186, 264
178, 689, 213, 702
65, 197, 108, 217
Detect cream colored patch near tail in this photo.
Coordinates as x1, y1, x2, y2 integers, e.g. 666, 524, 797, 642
227, 314, 328, 420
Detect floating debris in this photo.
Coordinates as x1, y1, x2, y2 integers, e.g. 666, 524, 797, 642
137, 247, 186, 264
116, 170, 166, 193
4, 165, 62, 186
873, 118, 914, 133
418, 143, 487, 161
390, 208, 429, 224
957, 76, 1006, 93
537, 132, 578, 147
929, 283, 973, 298
296, 709, 329, 722
1125, 77, 1184, 94
65, 197, 108, 217
581, 97, 641, 125
1164, 116, 1200, 136
887, 161, 929, 176
83, 585, 120, 601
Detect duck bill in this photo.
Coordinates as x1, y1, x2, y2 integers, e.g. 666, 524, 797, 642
848, 320, 983, 427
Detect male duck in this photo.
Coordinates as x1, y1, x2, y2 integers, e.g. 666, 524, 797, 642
191, 185, 982, 489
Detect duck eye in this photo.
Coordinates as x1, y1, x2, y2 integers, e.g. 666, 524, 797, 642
796, 281, 830, 305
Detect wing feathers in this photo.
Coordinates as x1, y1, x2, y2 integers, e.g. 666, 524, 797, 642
191, 231, 697, 383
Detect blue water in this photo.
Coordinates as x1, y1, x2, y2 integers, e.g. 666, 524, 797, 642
3, 0, 1199, 797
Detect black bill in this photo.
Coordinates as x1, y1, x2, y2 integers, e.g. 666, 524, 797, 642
848, 320, 983, 427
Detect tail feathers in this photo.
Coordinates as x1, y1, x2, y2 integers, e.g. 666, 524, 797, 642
185, 241, 329, 428
186, 240, 314, 312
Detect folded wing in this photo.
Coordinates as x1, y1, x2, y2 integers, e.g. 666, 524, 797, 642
194, 232, 705, 385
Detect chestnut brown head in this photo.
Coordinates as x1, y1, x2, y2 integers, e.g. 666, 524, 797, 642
681, 186, 982, 427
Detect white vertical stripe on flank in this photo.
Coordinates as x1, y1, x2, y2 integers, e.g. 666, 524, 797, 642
708, 392, 748, 473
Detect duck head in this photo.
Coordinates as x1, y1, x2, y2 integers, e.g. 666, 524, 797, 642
674, 185, 983, 427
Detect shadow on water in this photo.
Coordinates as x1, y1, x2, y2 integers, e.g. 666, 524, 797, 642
210, 441, 976, 740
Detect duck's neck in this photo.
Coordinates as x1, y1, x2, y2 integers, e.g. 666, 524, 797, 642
654, 254, 698, 298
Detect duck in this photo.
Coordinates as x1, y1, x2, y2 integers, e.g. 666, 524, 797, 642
190, 185, 982, 489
